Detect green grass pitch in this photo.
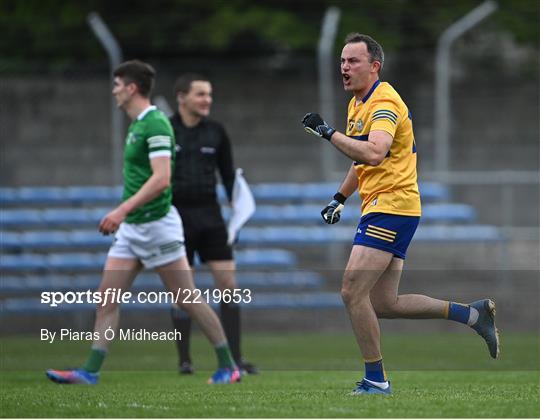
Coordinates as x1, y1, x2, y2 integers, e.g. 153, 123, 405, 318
1, 333, 539, 417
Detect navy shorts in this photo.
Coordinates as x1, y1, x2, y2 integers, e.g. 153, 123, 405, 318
353, 212, 420, 259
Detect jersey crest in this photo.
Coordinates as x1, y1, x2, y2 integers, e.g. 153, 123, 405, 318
126, 132, 138, 145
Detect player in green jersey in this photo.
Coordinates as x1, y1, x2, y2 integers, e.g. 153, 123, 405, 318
46, 60, 240, 385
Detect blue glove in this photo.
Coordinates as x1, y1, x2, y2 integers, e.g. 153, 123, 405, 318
321, 193, 347, 224
302, 113, 336, 141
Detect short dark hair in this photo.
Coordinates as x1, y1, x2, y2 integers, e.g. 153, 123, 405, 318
344, 33, 385, 72
173, 73, 210, 95
113, 60, 156, 97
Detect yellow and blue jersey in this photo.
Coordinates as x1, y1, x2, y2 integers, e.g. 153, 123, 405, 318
346, 80, 421, 217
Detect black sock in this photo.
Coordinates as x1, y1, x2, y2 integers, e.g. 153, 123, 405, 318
220, 302, 241, 362
170, 306, 192, 364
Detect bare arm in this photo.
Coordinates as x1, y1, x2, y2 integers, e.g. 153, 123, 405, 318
329, 130, 393, 166
337, 163, 359, 199
99, 157, 171, 234
320, 163, 359, 224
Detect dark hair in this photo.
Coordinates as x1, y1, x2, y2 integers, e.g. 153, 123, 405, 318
113, 60, 156, 97
173, 73, 210, 95
344, 33, 385, 72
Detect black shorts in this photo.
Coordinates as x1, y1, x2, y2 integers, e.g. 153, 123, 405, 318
174, 203, 233, 266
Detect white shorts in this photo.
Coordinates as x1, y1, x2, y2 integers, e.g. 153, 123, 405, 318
108, 206, 186, 269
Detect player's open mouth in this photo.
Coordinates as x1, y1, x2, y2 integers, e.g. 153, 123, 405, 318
342, 74, 350, 84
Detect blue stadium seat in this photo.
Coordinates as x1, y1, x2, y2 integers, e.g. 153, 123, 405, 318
0, 186, 123, 206
42, 208, 95, 225
1, 231, 71, 250
69, 230, 113, 247
251, 183, 304, 201
249, 292, 341, 309
0, 254, 47, 271
1, 231, 22, 249
234, 249, 297, 266
414, 225, 502, 241
239, 227, 349, 244
240, 271, 324, 289
419, 182, 450, 201
2, 203, 474, 229
223, 203, 476, 225
0, 231, 76, 252
237, 225, 501, 245
422, 203, 476, 223
222, 182, 449, 203
299, 184, 341, 200
1, 230, 112, 250
248, 183, 346, 202
88, 208, 109, 223
0, 188, 18, 205
1, 209, 43, 227
22, 231, 70, 248
2, 183, 450, 206
1, 276, 51, 293
1, 275, 82, 293
17, 187, 66, 204
0, 249, 297, 272
47, 253, 106, 271
1, 298, 49, 314
65, 186, 122, 203
1, 207, 106, 228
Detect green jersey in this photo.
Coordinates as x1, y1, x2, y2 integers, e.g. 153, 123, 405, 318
122, 106, 175, 224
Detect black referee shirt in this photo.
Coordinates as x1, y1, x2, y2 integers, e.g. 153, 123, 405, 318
170, 113, 235, 206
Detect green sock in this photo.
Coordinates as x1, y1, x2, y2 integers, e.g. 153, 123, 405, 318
81, 348, 107, 373
215, 343, 235, 369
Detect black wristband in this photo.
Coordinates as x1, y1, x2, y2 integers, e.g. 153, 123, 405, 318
324, 127, 336, 141
333, 192, 347, 204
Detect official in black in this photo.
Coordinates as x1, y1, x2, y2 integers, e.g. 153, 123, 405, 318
170, 74, 257, 375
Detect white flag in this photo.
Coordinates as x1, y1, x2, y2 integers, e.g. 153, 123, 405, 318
227, 168, 256, 245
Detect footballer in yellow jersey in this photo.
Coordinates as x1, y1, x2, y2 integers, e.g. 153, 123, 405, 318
303, 76, 421, 260
302, 33, 499, 396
